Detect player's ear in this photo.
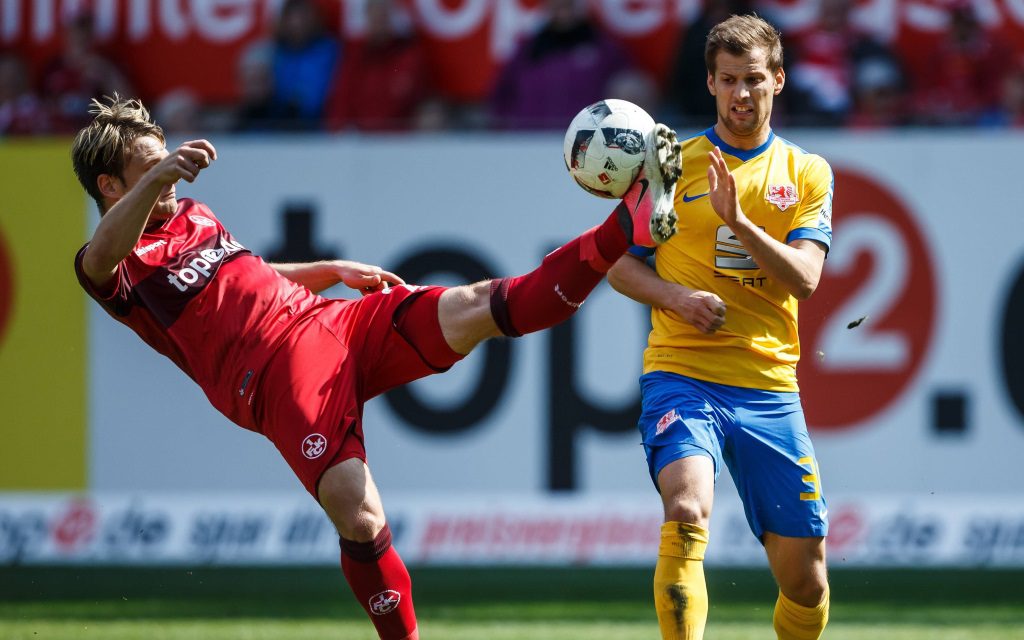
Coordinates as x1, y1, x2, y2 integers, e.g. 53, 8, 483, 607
706, 71, 716, 96
97, 174, 124, 200
774, 67, 786, 95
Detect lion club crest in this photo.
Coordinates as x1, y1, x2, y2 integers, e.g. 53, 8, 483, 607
655, 409, 680, 436
369, 589, 401, 615
765, 184, 800, 211
301, 433, 327, 459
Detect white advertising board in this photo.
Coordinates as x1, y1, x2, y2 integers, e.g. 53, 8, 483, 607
85, 132, 1024, 506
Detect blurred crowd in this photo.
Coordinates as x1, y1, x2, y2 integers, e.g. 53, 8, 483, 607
2, 0, 1024, 136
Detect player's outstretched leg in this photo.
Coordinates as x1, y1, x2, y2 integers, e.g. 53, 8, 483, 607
426, 124, 682, 353
488, 124, 681, 338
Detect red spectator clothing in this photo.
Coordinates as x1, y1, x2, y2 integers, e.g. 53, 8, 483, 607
790, 29, 857, 108
325, 37, 430, 131
911, 35, 1011, 122
42, 53, 132, 132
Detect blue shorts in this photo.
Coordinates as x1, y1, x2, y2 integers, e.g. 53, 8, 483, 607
639, 371, 828, 539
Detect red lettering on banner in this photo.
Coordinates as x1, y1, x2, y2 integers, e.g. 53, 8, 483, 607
528, 518, 553, 545
0, 226, 12, 349
10, 0, 1024, 104
53, 500, 97, 551
421, 518, 450, 550
800, 168, 936, 429
4, 0, 338, 104
824, 505, 866, 553
418, 512, 661, 562
457, 517, 488, 544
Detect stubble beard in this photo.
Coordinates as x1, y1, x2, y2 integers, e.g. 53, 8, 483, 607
720, 107, 766, 140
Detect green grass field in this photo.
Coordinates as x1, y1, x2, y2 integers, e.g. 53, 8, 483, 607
1, 567, 1022, 639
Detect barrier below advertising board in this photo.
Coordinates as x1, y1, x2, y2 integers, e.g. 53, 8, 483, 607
2, 493, 1023, 568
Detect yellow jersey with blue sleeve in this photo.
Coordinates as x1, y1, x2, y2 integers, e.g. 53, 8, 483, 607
636, 127, 833, 392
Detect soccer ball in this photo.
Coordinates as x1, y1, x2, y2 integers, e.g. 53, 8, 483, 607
563, 99, 655, 199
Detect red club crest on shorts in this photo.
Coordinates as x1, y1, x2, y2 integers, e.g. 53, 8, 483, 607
765, 184, 800, 211
369, 589, 401, 615
301, 433, 327, 459
656, 409, 679, 436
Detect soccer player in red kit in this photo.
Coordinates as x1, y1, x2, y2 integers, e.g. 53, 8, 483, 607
71, 95, 680, 640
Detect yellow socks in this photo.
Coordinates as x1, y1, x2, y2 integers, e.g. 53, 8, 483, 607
653, 521, 709, 640
773, 587, 830, 640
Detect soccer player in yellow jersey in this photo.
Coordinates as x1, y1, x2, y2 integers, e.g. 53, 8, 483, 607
608, 14, 832, 640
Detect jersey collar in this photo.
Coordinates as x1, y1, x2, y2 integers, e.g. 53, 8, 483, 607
704, 127, 776, 162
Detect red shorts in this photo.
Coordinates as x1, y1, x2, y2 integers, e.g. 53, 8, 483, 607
253, 285, 462, 498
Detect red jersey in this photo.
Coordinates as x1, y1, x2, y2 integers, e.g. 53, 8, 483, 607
74, 199, 329, 431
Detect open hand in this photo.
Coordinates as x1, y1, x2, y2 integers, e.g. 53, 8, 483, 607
707, 146, 741, 226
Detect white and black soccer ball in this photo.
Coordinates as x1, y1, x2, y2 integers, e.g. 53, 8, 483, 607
563, 99, 655, 199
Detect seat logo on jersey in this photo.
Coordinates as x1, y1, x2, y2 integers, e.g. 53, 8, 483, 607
188, 215, 216, 227
166, 238, 246, 292
766, 184, 800, 211
302, 433, 327, 459
714, 225, 758, 270
369, 590, 401, 615
655, 409, 680, 435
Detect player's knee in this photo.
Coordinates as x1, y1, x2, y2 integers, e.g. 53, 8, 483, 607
327, 499, 387, 542
320, 482, 386, 541
664, 499, 710, 529
348, 510, 387, 542
781, 567, 829, 607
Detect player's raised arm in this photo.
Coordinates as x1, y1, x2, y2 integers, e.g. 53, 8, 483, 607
80, 138, 216, 288
706, 146, 826, 300
271, 260, 405, 295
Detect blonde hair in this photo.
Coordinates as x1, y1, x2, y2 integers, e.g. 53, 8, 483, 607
705, 14, 784, 74
71, 94, 165, 212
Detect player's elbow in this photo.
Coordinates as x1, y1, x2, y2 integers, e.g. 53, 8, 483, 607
606, 258, 631, 294
81, 247, 107, 276
81, 246, 119, 286
607, 271, 626, 296
791, 277, 819, 301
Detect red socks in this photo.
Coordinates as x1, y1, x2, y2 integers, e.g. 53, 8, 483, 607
340, 524, 418, 640
490, 203, 631, 337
